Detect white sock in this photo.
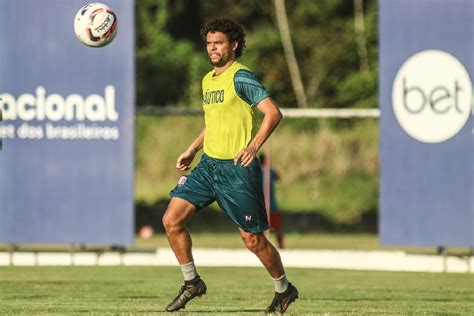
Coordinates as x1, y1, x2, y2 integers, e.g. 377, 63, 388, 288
180, 261, 198, 281
272, 274, 289, 293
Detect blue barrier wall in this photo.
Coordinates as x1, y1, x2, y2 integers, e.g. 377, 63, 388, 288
0, 0, 135, 245
379, 0, 473, 246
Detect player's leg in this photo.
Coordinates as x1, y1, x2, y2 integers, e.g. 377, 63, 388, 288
214, 158, 298, 313
165, 156, 215, 268
239, 229, 298, 314
162, 197, 196, 264
163, 157, 215, 312
239, 228, 284, 278
162, 197, 207, 312
213, 158, 283, 277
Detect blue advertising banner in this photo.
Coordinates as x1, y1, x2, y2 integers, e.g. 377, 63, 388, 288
379, 0, 473, 246
0, 0, 135, 245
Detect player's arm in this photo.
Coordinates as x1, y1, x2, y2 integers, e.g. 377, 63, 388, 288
234, 97, 282, 167
176, 126, 206, 171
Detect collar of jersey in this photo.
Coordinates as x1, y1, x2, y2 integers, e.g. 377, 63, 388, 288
211, 61, 238, 78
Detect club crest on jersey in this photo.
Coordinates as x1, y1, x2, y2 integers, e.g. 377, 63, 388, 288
177, 176, 188, 187
203, 89, 224, 105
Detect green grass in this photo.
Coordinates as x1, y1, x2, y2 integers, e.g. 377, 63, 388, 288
1, 266, 474, 315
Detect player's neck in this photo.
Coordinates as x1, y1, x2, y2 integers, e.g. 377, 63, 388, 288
214, 59, 236, 76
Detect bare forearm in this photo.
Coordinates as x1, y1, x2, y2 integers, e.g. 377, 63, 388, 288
186, 127, 206, 154
248, 110, 282, 152
234, 97, 282, 166
176, 127, 206, 171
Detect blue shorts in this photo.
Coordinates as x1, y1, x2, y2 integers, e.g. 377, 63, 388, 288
170, 154, 269, 233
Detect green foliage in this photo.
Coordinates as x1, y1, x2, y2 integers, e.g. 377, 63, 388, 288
242, 26, 290, 105
136, 0, 201, 106
337, 69, 378, 108
186, 54, 210, 108
271, 118, 378, 222
135, 115, 204, 205
136, 0, 379, 108
281, 117, 320, 133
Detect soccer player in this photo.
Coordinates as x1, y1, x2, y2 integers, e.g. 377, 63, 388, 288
162, 18, 298, 314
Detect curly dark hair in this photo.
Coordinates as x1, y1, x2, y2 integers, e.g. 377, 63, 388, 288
200, 18, 246, 58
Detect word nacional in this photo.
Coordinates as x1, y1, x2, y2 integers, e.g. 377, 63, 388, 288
0, 86, 121, 141
0, 86, 118, 122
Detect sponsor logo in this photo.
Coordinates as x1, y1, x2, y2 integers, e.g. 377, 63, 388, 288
392, 50, 472, 143
178, 176, 188, 187
0, 86, 120, 141
203, 89, 224, 105
95, 15, 112, 33
0, 86, 118, 122
245, 215, 252, 221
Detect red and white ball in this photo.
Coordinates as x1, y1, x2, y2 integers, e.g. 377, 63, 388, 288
74, 3, 118, 47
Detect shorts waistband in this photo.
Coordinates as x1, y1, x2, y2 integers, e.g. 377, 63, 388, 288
202, 153, 235, 163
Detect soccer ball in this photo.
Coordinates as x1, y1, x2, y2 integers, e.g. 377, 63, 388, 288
74, 3, 118, 47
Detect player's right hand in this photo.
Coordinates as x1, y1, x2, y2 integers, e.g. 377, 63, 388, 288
176, 150, 195, 171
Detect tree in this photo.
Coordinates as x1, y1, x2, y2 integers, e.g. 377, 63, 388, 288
353, 0, 369, 73
136, 0, 200, 107
274, 0, 308, 108
135, 0, 379, 109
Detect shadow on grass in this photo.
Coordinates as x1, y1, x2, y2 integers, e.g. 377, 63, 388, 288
136, 199, 377, 234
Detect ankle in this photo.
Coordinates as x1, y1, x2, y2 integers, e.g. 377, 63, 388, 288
184, 275, 201, 286
272, 274, 289, 293
180, 261, 199, 282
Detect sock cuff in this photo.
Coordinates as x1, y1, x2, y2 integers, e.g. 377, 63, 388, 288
271, 274, 286, 281
180, 261, 195, 268
180, 261, 198, 282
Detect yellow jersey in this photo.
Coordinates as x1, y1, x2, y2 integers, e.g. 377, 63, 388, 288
202, 61, 270, 159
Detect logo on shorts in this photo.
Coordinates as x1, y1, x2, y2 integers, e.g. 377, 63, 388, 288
177, 176, 187, 187
245, 215, 252, 221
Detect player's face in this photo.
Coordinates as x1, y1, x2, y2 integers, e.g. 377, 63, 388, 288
206, 32, 237, 67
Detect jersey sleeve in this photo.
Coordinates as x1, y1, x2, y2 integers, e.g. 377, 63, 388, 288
234, 69, 270, 107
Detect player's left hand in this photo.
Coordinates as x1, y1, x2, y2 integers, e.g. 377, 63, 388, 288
234, 145, 257, 167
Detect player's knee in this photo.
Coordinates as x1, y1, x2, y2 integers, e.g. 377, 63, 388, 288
242, 234, 266, 253
162, 210, 182, 233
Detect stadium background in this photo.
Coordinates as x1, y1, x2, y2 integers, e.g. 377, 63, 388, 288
1, 1, 474, 314
2, 0, 472, 249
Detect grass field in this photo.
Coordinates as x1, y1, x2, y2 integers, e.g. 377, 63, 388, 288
1, 266, 474, 315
